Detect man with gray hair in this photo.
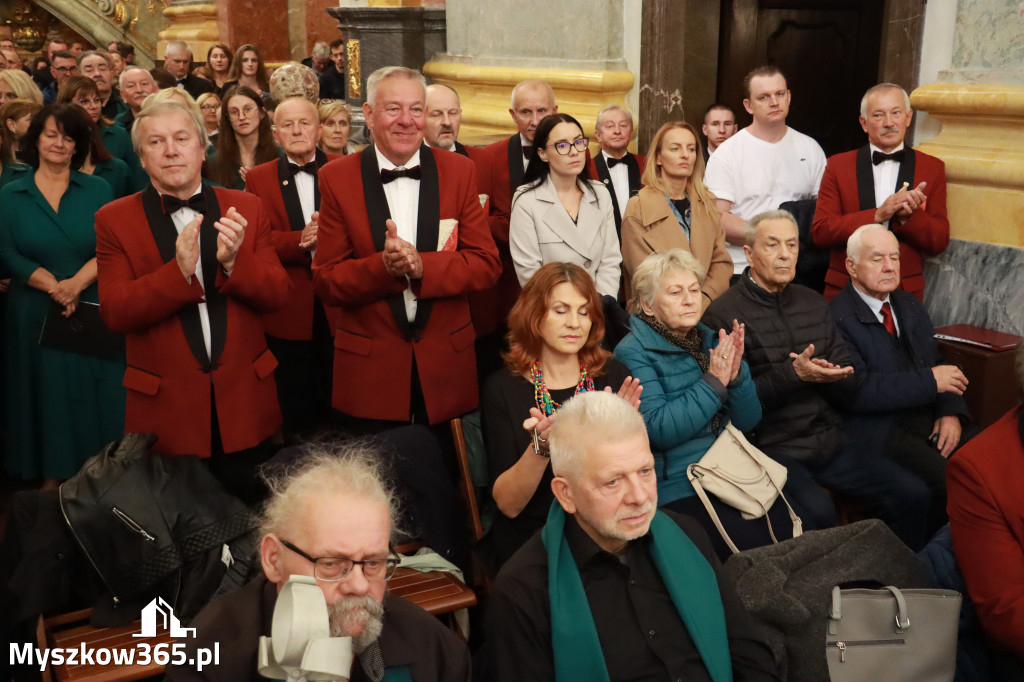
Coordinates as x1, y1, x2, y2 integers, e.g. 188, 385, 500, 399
587, 104, 646, 233
167, 446, 470, 681
812, 82, 949, 300
488, 390, 779, 681
164, 39, 215, 99
830, 223, 970, 533
95, 100, 290, 502
116, 66, 158, 132
304, 40, 331, 76
314, 66, 500, 428
703, 210, 932, 550
78, 49, 124, 119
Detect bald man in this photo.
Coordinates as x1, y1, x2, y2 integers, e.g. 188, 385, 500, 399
245, 97, 337, 438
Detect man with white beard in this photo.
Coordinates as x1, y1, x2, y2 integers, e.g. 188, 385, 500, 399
167, 446, 470, 681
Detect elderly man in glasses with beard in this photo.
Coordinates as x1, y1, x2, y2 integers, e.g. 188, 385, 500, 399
167, 445, 470, 682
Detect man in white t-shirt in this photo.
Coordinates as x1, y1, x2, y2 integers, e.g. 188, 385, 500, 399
705, 66, 826, 274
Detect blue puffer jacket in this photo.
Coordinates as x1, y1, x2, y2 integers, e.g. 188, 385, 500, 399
615, 315, 762, 504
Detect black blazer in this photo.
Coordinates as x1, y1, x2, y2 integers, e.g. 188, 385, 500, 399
178, 73, 215, 99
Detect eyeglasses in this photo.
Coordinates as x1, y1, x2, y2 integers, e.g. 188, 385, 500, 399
228, 105, 258, 119
549, 137, 589, 155
280, 539, 399, 582
53, 66, 78, 74
200, 104, 219, 111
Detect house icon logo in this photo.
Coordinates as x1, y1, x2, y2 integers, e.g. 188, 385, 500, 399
132, 597, 196, 638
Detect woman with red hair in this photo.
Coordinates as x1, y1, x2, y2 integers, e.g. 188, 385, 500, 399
482, 262, 641, 569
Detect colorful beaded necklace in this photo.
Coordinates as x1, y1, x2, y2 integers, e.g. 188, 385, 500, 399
531, 360, 595, 416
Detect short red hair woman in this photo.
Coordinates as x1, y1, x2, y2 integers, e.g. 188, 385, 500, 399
481, 262, 642, 570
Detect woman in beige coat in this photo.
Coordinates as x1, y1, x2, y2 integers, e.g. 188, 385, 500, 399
621, 121, 732, 309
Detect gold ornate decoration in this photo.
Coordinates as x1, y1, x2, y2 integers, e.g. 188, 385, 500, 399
347, 39, 361, 99
93, 0, 140, 32
5, 0, 51, 52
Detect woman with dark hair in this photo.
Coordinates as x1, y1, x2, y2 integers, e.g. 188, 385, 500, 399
620, 121, 732, 308
481, 262, 641, 569
221, 44, 270, 100
509, 113, 621, 299
0, 99, 39, 186
0, 102, 125, 484
193, 43, 232, 91
205, 85, 279, 189
56, 76, 132, 198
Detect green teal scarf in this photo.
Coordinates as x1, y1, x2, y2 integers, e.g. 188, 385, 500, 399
541, 503, 733, 682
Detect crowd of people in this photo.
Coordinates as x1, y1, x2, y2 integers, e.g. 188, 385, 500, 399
1, 33, 1022, 681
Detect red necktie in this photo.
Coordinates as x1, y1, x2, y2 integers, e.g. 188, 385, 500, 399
881, 302, 897, 337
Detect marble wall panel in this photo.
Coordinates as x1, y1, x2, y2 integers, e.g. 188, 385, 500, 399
923, 238, 1024, 334
941, 0, 1024, 84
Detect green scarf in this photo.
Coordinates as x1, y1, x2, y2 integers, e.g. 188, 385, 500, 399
541, 503, 733, 682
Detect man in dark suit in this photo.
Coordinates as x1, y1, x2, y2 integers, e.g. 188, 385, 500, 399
95, 100, 290, 503
830, 224, 970, 530
245, 97, 336, 439
587, 104, 646, 234
115, 67, 158, 133
318, 39, 347, 100
812, 83, 949, 300
163, 40, 215, 99
41, 50, 78, 104
314, 66, 501, 428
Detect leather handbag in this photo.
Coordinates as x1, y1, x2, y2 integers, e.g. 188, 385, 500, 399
826, 585, 961, 682
687, 422, 803, 554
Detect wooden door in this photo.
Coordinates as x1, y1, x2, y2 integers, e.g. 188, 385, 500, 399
718, 0, 885, 157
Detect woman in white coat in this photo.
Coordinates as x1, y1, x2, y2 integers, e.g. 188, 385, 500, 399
509, 113, 621, 299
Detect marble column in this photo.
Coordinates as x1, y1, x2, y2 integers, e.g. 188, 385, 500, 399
423, 0, 637, 149
913, 0, 1024, 335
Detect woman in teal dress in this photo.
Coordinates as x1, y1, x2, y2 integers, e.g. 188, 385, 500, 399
56, 78, 132, 199
0, 103, 125, 482
0, 98, 39, 187
58, 76, 145, 192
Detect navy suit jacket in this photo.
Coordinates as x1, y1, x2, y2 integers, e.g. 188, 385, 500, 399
830, 283, 969, 452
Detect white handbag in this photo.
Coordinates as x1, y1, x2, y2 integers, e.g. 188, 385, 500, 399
686, 422, 803, 554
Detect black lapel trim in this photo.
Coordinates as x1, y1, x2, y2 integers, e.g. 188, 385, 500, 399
200, 186, 227, 366
360, 147, 412, 338
411, 145, 439, 335
856, 145, 875, 212
276, 156, 307, 232
140, 184, 211, 368
508, 135, 525, 197
593, 153, 622, 229
313, 147, 328, 210
453, 141, 469, 158
895, 148, 916, 195
626, 153, 642, 194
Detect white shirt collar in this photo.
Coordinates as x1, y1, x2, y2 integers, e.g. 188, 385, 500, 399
374, 145, 421, 172
852, 282, 890, 317
868, 141, 905, 158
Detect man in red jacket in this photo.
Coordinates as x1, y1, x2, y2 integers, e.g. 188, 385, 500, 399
811, 83, 949, 300
95, 100, 290, 502
245, 97, 336, 439
313, 66, 500, 429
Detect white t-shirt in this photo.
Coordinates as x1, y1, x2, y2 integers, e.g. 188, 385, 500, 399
704, 127, 826, 273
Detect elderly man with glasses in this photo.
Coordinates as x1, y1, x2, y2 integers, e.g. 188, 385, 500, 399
166, 446, 470, 682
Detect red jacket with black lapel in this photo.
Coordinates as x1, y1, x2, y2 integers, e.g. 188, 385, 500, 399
244, 149, 337, 340
95, 184, 291, 457
811, 145, 949, 300
313, 144, 501, 424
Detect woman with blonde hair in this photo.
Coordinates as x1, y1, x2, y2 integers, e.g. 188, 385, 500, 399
196, 92, 221, 139
317, 100, 356, 155
222, 44, 270, 100
620, 121, 732, 309
0, 69, 43, 105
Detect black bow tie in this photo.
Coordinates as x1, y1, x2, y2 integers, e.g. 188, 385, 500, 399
289, 160, 318, 177
522, 146, 533, 160
606, 155, 626, 168
161, 193, 206, 215
380, 166, 422, 184
872, 149, 906, 165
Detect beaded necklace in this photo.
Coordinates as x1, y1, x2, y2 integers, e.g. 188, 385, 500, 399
531, 360, 595, 416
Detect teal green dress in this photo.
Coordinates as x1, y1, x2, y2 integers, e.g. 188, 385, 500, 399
0, 161, 31, 189
91, 157, 132, 199
100, 123, 146, 191
0, 171, 126, 479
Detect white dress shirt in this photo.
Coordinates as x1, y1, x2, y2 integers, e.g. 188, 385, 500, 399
168, 183, 213, 358
870, 142, 904, 229
602, 150, 630, 214
520, 134, 531, 172
853, 284, 901, 337
375, 145, 420, 322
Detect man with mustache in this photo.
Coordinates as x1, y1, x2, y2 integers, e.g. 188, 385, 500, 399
78, 50, 125, 119
167, 447, 470, 681
488, 390, 779, 681
830, 224, 970, 535
703, 210, 933, 551
812, 83, 949, 300
116, 67, 158, 133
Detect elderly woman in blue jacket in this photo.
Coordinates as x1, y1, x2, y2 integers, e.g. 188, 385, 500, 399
616, 248, 804, 558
